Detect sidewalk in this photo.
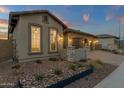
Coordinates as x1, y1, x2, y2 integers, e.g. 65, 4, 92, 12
95, 62, 124, 88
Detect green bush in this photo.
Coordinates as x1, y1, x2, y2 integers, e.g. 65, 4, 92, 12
35, 73, 45, 81
69, 64, 77, 71
76, 63, 83, 68
68, 63, 82, 71
53, 68, 63, 75
35, 60, 42, 64
12, 64, 21, 69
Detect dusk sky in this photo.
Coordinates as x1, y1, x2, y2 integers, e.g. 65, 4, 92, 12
0, 5, 124, 39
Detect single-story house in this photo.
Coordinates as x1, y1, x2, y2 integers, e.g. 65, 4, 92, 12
120, 40, 124, 49
8, 10, 98, 62
64, 28, 98, 50
8, 10, 67, 62
96, 34, 119, 50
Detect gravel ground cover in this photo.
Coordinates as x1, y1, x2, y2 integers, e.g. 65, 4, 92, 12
0, 60, 89, 88
0, 59, 118, 88
65, 63, 118, 88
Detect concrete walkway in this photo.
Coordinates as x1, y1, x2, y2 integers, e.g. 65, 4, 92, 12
95, 62, 124, 88
88, 50, 124, 66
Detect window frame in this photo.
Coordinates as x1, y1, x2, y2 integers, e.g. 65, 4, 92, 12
28, 23, 43, 55
48, 27, 58, 53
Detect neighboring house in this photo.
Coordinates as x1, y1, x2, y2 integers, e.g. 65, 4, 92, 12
64, 28, 98, 50
120, 40, 124, 49
8, 10, 67, 62
96, 34, 119, 50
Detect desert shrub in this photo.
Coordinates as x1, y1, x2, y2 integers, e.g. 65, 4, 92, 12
95, 59, 103, 65
79, 59, 87, 62
68, 63, 82, 71
12, 64, 21, 69
35, 60, 42, 64
53, 68, 63, 75
35, 73, 45, 81
49, 58, 58, 61
76, 63, 83, 68
89, 60, 103, 70
68, 64, 77, 71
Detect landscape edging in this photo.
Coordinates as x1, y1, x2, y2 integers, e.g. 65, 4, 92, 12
47, 68, 93, 88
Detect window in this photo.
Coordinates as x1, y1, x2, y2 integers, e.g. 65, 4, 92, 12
72, 38, 82, 48
42, 15, 49, 24
49, 28, 58, 52
30, 25, 41, 53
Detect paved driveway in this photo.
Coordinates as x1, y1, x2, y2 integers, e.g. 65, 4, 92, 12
95, 62, 124, 88
88, 50, 124, 66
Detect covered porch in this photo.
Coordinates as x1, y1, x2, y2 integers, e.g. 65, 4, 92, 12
63, 28, 99, 50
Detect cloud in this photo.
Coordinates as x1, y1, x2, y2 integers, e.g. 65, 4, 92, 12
0, 6, 9, 13
118, 16, 124, 24
83, 14, 90, 23
0, 19, 8, 24
105, 15, 113, 21
105, 5, 124, 22
105, 13, 124, 24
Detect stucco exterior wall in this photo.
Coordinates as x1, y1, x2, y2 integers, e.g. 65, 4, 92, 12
14, 13, 64, 62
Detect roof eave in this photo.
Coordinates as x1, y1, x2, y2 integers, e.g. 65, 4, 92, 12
8, 10, 68, 33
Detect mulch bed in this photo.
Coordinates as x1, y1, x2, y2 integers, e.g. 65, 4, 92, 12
65, 63, 118, 88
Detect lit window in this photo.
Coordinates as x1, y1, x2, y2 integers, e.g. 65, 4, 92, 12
31, 25, 41, 52
49, 28, 57, 52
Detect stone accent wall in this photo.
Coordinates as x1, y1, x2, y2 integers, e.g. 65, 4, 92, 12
0, 40, 13, 62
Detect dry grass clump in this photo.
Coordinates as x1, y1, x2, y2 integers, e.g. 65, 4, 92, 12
35, 73, 45, 81
95, 59, 104, 65
89, 59, 104, 70
53, 68, 63, 75
12, 64, 21, 69
49, 58, 59, 61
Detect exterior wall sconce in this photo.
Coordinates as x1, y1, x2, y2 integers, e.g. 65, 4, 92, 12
58, 34, 63, 42
89, 40, 92, 43
88, 40, 92, 45
94, 40, 98, 44
68, 38, 72, 47
69, 38, 72, 43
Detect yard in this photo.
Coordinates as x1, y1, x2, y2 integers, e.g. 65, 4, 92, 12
0, 59, 91, 88
65, 63, 117, 88
65, 50, 124, 88
0, 57, 118, 88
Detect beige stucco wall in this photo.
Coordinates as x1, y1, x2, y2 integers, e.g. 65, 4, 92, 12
13, 13, 64, 62
98, 38, 118, 50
